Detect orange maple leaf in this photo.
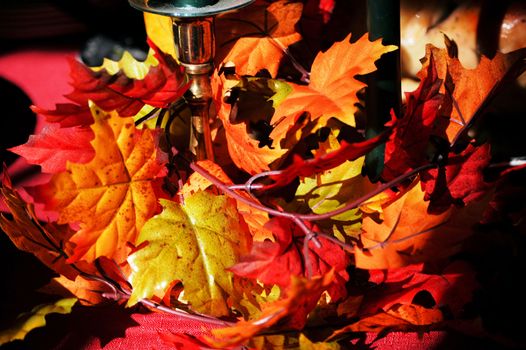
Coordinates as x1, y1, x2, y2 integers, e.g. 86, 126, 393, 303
269, 33, 397, 144
216, 0, 303, 77
28, 105, 167, 263
212, 72, 288, 174
329, 304, 442, 336
418, 44, 526, 141
354, 179, 488, 269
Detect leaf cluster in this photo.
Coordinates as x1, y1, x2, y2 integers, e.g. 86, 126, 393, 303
2, 0, 526, 348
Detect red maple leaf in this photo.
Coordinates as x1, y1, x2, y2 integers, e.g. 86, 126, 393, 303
269, 125, 393, 188
229, 217, 349, 301
421, 142, 492, 212
9, 123, 94, 174
32, 39, 188, 128
361, 261, 478, 318
383, 53, 448, 181
31, 103, 94, 128
65, 39, 188, 117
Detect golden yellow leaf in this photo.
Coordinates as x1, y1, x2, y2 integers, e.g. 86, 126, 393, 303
143, 12, 176, 58
0, 298, 77, 345
127, 191, 252, 317
30, 105, 167, 263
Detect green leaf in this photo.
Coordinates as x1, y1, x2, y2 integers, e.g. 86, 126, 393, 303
127, 191, 252, 317
0, 298, 77, 345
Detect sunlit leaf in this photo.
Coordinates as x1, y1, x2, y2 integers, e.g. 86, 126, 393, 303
127, 191, 252, 317
216, 0, 303, 77
28, 105, 167, 263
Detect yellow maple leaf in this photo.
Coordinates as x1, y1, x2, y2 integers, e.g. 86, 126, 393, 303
127, 192, 252, 317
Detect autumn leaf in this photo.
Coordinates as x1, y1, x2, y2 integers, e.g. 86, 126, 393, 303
9, 123, 95, 174
91, 49, 159, 79
143, 13, 176, 58
362, 261, 478, 317
127, 192, 252, 317
216, 0, 303, 77
213, 72, 289, 174
40, 275, 112, 306
31, 39, 187, 131
31, 103, 94, 128
0, 173, 78, 279
268, 127, 392, 188
329, 304, 442, 338
383, 53, 447, 181
269, 33, 397, 143
354, 180, 487, 269
67, 39, 187, 116
294, 157, 366, 221
182, 160, 272, 241
418, 45, 526, 141
28, 105, 167, 263
0, 298, 77, 345
229, 217, 349, 301
207, 273, 333, 348
421, 143, 492, 212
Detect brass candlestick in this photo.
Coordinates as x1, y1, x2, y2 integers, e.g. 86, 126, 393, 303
128, 0, 254, 160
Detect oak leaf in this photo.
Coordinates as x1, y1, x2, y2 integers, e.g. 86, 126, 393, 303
215, 0, 303, 77
28, 105, 167, 263
269, 33, 397, 143
127, 192, 252, 317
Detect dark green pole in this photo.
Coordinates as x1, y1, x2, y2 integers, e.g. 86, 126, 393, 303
364, 0, 401, 181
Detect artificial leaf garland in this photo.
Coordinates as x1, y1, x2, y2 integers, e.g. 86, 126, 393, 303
1, 0, 526, 348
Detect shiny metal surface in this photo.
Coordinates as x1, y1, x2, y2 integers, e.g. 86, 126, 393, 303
128, 0, 254, 18
128, 0, 255, 160
173, 18, 214, 65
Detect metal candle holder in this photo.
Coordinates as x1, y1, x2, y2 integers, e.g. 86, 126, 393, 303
128, 0, 254, 160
